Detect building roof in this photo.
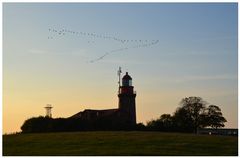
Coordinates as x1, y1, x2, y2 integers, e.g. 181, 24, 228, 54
122, 72, 132, 80
70, 108, 119, 118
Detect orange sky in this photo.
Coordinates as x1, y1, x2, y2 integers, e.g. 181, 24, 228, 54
3, 3, 238, 133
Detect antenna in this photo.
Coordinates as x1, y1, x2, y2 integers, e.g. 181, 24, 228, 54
44, 104, 53, 118
118, 67, 122, 93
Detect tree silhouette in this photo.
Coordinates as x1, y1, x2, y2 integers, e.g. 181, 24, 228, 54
206, 105, 227, 129
178, 97, 207, 133
147, 114, 175, 131
146, 97, 227, 133
173, 107, 195, 132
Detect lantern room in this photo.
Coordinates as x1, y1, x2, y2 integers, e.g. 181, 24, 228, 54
122, 72, 132, 86
119, 72, 134, 94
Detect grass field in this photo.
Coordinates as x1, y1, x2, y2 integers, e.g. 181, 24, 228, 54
3, 131, 238, 156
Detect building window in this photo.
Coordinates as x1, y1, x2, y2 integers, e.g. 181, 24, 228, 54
122, 79, 132, 86
129, 80, 132, 86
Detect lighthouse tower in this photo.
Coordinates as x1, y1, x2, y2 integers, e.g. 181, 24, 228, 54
118, 72, 136, 125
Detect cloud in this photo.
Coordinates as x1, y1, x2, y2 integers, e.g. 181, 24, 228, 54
70, 49, 89, 57
29, 49, 50, 54
174, 74, 237, 83
28, 49, 89, 57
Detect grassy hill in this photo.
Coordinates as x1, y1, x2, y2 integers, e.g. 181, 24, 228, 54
3, 131, 238, 156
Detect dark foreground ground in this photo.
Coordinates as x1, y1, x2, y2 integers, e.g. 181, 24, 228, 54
3, 131, 238, 156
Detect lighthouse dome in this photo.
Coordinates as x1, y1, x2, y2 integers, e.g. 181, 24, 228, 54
122, 72, 132, 80
122, 72, 132, 86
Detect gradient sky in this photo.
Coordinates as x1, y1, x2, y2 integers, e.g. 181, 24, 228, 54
3, 3, 238, 133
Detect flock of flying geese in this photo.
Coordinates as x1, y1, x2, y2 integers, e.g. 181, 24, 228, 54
48, 28, 159, 63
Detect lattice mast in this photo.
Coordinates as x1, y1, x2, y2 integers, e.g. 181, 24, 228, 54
118, 67, 122, 94
44, 104, 53, 118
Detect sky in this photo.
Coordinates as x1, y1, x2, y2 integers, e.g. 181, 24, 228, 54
3, 3, 238, 133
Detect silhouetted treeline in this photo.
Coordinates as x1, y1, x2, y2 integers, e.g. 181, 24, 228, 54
21, 96, 227, 133
145, 97, 227, 133
21, 116, 135, 133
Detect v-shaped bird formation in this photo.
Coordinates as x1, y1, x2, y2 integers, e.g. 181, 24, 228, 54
48, 28, 159, 63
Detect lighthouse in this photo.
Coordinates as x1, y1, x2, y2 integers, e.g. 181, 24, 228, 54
71, 70, 137, 129
118, 72, 136, 125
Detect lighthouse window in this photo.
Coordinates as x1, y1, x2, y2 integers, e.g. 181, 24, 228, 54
122, 79, 128, 86
129, 80, 132, 86
122, 79, 132, 86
